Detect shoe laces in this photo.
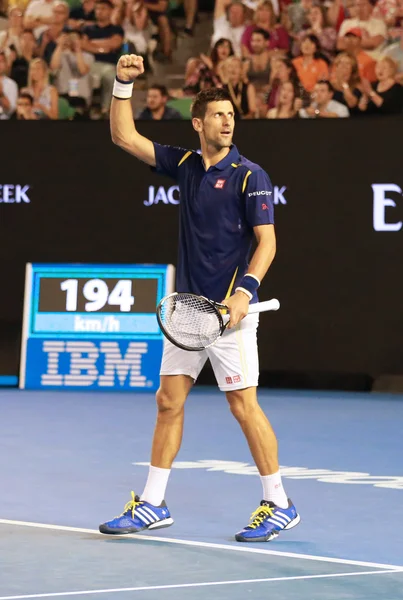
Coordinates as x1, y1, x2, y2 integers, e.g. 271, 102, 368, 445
119, 491, 143, 519
248, 504, 275, 529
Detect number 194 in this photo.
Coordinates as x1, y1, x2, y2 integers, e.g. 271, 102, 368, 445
60, 279, 134, 312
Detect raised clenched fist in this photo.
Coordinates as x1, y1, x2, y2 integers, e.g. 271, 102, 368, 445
117, 54, 145, 82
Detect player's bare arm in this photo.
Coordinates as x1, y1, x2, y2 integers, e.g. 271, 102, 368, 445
110, 54, 156, 166
223, 224, 276, 328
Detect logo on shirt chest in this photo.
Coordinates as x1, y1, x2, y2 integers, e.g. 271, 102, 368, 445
214, 179, 226, 189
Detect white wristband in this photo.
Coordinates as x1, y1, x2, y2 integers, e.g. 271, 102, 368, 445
113, 78, 134, 99
235, 287, 253, 301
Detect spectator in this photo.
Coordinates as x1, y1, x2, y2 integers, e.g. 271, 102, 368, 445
241, 0, 289, 57
38, 0, 69, 63
120, 1, 153, 71
137, 84, 182, 119
50, 31, 94, 106
68, 0, 96, 30
327, 0, 348, 31
338, 0, 387, 60
212, 0, 247, 56
373, 0, 400, 26
8, 29, 37, 88
222, 55, 257, 118
142, 0, 172, 61
0, 7, 24, 59
245, 29, 272, 89
24, 0, 56, 39
292, 5, 337, 60
287, 0, 313, 34
81, 0, 123, 115
292, 34, 329, 92
359, 55, 403, 113
343, 27, 377, 81
13, 90, 38, 118
0, 50, 18, 119
266, 55, 302, 108
26, 56, 58, 117
382, 32, 403, 83
330, 51, 362, 110
182, 38, 233, 95
299, 79, 350, 117
267, 80, 300, 117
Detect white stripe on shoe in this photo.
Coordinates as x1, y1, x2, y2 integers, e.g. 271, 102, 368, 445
142, 506, 160, 521
269, 516, 289, 528
275, 511, 291, 523
136, 508, 153, 524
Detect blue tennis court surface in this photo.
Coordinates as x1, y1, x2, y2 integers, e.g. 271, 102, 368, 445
1, 388, 403, 599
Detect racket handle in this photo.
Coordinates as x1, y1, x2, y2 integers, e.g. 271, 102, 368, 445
248, 298, 280, 314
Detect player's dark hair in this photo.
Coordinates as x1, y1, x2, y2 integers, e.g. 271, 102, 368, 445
149, 84, 169, 97
191, 88, 234, 119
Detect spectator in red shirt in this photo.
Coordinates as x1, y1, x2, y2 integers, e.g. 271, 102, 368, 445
343, 27, 377, 81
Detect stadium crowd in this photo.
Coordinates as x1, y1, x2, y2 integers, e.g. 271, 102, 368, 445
0, 0, 402, 118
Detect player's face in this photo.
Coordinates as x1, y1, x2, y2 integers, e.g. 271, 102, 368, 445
197, 100, 235, 149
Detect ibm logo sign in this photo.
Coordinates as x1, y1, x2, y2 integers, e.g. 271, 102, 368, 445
41, 341, 149, 387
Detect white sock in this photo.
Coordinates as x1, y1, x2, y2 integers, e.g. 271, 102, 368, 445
140, 465, 171, 506
260, 471, 288, 508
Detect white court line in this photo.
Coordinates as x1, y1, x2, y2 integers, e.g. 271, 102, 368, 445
1, 518, 402, 572
0, 569, 402, 600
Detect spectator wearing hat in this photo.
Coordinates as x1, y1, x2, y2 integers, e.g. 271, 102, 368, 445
299, 79, 350, 117
337, 0, 387, 60
343, 27, 377, 81
81, 0, 123, 114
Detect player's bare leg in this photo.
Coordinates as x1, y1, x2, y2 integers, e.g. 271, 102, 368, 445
226, 387, 279, 475
227, 387, 300, 542
151, 374, 193, 468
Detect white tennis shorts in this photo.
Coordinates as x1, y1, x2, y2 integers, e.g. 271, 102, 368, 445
160, 313, 259, 391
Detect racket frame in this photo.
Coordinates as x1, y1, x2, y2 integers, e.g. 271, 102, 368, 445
156, 292, 226, 351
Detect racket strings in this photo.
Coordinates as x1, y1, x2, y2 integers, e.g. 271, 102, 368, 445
159, 294, 222, 350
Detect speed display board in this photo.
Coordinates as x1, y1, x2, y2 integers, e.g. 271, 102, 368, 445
20, 264, 174, 390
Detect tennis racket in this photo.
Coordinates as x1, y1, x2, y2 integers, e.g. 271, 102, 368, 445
156, 292, 280, 351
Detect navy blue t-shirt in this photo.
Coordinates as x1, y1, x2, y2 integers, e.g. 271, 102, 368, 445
153, 143, 275, 303
83, 23, 123, 63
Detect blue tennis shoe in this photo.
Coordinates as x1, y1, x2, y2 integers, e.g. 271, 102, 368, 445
99, 491, 174, 535
235, 499, 300, 542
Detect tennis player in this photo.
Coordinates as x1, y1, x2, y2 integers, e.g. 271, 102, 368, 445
99, 54, 300, 542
